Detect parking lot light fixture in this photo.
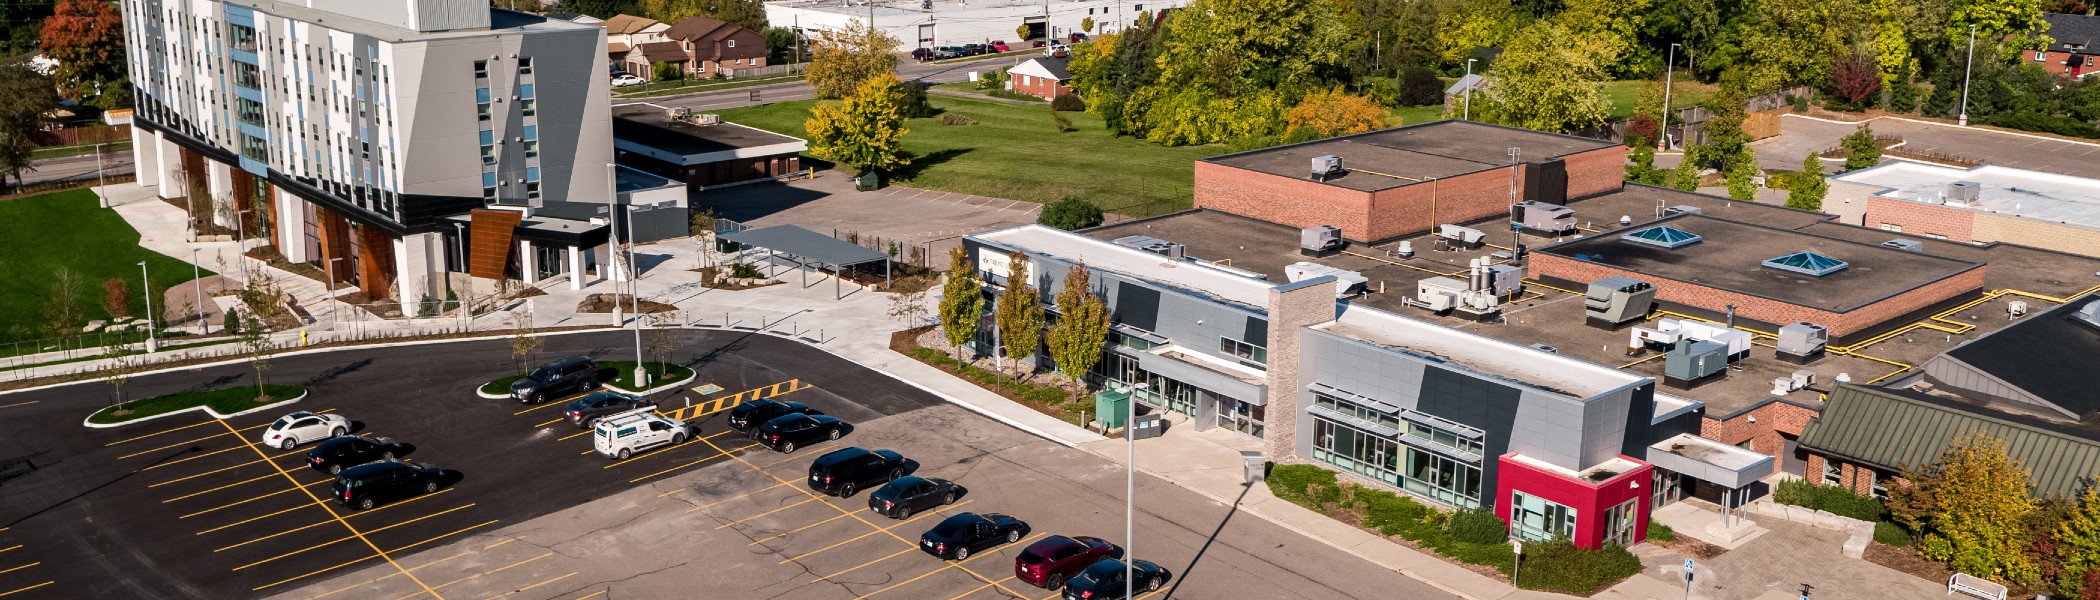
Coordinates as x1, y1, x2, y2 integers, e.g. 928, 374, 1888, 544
1124, 381, 1147, 600
192, 248, 206, 334
138, 261, 158, 352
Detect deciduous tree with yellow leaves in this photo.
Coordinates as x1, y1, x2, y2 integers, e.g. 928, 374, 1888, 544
805, 72, 912, 175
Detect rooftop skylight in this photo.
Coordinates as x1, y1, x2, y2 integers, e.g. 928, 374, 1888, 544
1762, 251, 1849, 276
1620, 225, 1703, 249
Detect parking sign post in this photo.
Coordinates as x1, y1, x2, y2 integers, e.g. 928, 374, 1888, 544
1684, 559, 1695, 600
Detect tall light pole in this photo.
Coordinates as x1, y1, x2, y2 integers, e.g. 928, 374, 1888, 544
137, 261, 158, 352
1660, 43, 1679, 150
1463, 58, 1478, 121
94, 142, 109, 207
627, 207, 645, 388
1960, 23, 1977, 127
452, 222, 468, 329
606, 163, 622, 325
192, 248, 206, 334
1123, 381, 1146, 600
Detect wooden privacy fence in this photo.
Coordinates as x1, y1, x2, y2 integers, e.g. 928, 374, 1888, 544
32, 124, 131, 147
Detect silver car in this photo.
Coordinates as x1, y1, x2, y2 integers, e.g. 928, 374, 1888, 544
261, 411, 351, 450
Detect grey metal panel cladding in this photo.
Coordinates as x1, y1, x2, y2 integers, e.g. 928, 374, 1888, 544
1136, 351, 1266, 403
1579, 387, 1633, 467
1116, 282, 1160, 331
1415, 366, 1521, 490
1243, 317, 1267, 348
521, 29, 611, 203
1509, 390, 1585, 470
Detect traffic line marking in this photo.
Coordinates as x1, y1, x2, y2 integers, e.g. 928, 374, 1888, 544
150, 452, 306, 487
0, 582, 53, 598
774, 501, 968, 563
858, 534, 1045, 599
0, 562, 38, 576
0, 545, 19, 554
213, 493, 460, 552
666, 379, 809, 420
671, 479, 788, 501
626, 439, 755, 483
403, 552, 554, 600
743, 513, 852, 543
307, 549, 476, 600
180, 488, 296, 519
165, 473, 327, 504
811, 547, 915, 583
0, 400, 40, 410
214, 420, 448, 599
533, 417, 566, 428
230, 503, 475, 571
482, 572, 577, 599
714, 496, 821, 529
512, 392, 589, 415
144, 444, 248, 470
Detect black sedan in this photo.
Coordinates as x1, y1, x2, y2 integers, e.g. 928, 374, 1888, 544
867, 476, 962, 519
307, 436, 407, 474
728, 399, 821, 435
563, 391, 654, 428
1061, 558, 1172, 599
919, 512, 1029, 560
756, 413, 850, 453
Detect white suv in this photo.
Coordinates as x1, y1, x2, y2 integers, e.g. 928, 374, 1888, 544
593, 409, 694, 460
261, 411, 351, 449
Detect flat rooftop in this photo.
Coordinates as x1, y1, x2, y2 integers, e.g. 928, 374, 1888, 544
612, 104, 806, 158
614, 165, 679, 192
971, 224, 1279, 311
1536, 213, 1983, 312
1200, 121, 1617, 192
1834, 161, 2100, 232
1314, 304, 1647, 399
226, 1, 594, 41
1943, 296, 2100, 418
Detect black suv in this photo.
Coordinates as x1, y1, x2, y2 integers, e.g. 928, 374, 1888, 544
807, 447, 907, 497
758, 413, 850, 453
868, 476, 961, 519
510, 356, 599, 404
307, 436, 408, 474
564, 391, 654, 428
920, 512, 1030, 560
332, 460, 446, 510
728, 399, 821, 435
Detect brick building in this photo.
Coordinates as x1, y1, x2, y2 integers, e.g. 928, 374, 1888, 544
611, 105, 808, 187
660, 17, 767, 78
2030, 13, 2100, 79
1007, 55, 1072, 100
1826, 160, 2100, 259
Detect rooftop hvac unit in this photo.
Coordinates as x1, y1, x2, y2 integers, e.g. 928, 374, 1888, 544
1584, 275, 1654, 328
1670, 319, 1753, 362
2076, 299, 2100, 330
1946, 181, 1981, 206
1285, 262, 1368, 297
1776, 321, 1829, 364
1485, 264, 1524, 298
667, 106, 691, 120
1439, 224, 1486, 249
1664, 340, 1729, 389
1510, 201, 1577, 235
1311, 155, 1343, 181
1665, 205, 1703, 215
1882, 239, 1924, 252
1301, 225, 1344, 257
1112, 235, 1186, 260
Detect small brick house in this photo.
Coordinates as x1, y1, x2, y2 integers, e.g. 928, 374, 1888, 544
2032, 13, 2100, 79
1007, 55, 1073, 100
661, 17, 768, 78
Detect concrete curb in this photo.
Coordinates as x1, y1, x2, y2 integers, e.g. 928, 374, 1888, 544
1780, 112, 2100, 148
82, 388, 310, 429
472, 367, 696, 401
792, 342, 1088, 449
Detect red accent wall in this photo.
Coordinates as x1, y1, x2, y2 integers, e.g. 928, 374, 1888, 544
1864, 195, 1976, 242
1528, 252, 1987, 337
1493, 454, 1653, 550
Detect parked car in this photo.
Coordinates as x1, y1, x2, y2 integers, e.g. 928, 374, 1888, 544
261, 411, 350, 450
509, 356, 598, 404
911, 48, 935, 61
962, 43, 986, 56
1060, 558, 1171, 599
1043, 43, 1071, 57
331, 460, 445, 510
1032, 40, 1047, 48
989, 40, 1011, 52
611, 74, 646, 87
758, 413, 850, 453
593, 408, 694, 460
307, 436, 407, 475
1068, 32, 1089, 43
935, 46, 960, 59
728, 399, 821, 435
1015, 535, 1124, 589
806, 447, 907, 497
920, 512, 1030, 560
565, 391, 654, 428
867, 476, 961, 519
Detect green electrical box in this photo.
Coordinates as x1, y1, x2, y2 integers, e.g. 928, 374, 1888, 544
855, 171, 883, 191
1094, 389, 1130, 429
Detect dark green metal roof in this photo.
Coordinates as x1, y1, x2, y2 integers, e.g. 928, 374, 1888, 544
1799, 385, 2100, 497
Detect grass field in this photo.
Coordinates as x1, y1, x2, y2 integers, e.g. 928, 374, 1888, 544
89, 384, 306, 424
1602, 79, 1718, 120
0, 189, 211, 344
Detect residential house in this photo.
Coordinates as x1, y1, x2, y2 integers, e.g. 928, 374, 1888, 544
1444, 74, 1490, 113
544, 11, 601, 24
661, 17, 768, 78
1007, 54, 1071, 100
623, 42, 691, 78
2033, 13, 2100, 79
602, 14, 671, 68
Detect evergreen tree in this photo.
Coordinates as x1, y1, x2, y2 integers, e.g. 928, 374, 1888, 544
1787, 152, 1827, 212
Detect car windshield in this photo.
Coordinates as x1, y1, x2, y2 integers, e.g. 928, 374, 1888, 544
526, 367, 555, 381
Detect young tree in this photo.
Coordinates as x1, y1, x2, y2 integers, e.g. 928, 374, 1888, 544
806, 72, 912, 175
1044, 265, 1110, 396
1842, 123, 1883, 170
42, 266, 86, 338
689, 209, 718, 270
1466, 20, 1616, 133
937, 247, 985, 358
1081, 16, 1095, 33
703, 0, 769, 33
39, 0, 129, 109
1788, 153, 1828, 212
1038, 196, 1105, 230
1016, 24, 1031, 41
1284, 88, 1388, 139
1724, 151, 1759, 201
993, 251, 1044, 372
652, 61, 683, 84
2054, 486, 2100, 598
101, 334, 135, 412
102, 278, 131, 320
806, 20, 900, 99
1833, 54, 1883, 107
1668, 148, 1702, 191
644, 312, 679, 373
1397, 66, 1444, 107
886, 275, 935, 328
0, 60, 62, 186
1919, 430, 2039, 584
239, 313, 276, 401
508, 310, 542, 374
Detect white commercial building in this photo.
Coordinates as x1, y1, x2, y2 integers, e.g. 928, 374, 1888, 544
1826, 160, 2100, 258
764, 0, 1187, 49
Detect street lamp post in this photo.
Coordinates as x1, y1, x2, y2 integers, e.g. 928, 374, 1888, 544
94, 142, 110, 207
1123, 381, 1147, 600
1660, 43, 1679, 150
627, 207, 645, 388
452, 223, 468, 330
1463, 58, 1478, 121
1960, 24, 1977, 127
326, 258, 344, 331
138, 261, 158, 352
192, 248, 206, 334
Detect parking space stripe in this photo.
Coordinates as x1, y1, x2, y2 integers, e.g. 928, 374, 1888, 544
0, 561, 37, 576
812, 547, 916, 583
0, 400, 39, 411
944, 578, 1001, 600
402, 551, 555, 600
0, 582, 53, 598
773, 501, 968, 563
856, 532, 1048, 599
625, 441, 757, 483
213, 494, 464, 552
213, 420, 447, 600
179, 488, 296, 519
670, 479, 786, 501
0, 545, 18, 554
231, 504, 476, 571
117, 431, 235, 460
307, 549, 476, 600
483, 572, 577, 599
513, 393, 589, 415
713, 496, 821, 529
166, 473, 327, 504
144, 444, 249, 470
251, 554, 382, 592
102, 418, 220, 447
149, 451, 307, 487
741, 513, 851, 542
532, 417, 566, 428
196, 502, 314, 535
559, 430, 592, 442
388, 520, 501, 555
567, 591, 606, 600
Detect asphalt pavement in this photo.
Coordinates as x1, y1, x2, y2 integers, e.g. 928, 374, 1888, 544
21, 151, 133, 185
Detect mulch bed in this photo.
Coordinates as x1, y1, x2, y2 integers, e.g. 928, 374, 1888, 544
1652, 535, 1727, 559
1864, 542, 1955, 585
888, 326, 1087, 424
574, 293, 676, 314
690, 268, 783, 291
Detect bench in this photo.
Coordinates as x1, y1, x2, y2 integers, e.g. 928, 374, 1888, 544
1948, 573, 2008, 600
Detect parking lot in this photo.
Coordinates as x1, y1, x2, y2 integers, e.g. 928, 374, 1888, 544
0, 330, 1457, 600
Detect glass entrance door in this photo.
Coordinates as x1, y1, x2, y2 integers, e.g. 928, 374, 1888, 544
1215, 397, 1264, 438
535, 244, 563, 282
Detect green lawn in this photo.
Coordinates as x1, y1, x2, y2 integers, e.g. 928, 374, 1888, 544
89, 384, 305, 424
479, 374, 522, 396
714, 94, 1227, 217
612, 74, 802, 98
0, 189, 212, 344
1391, 105, 1449, 127
1602, 79, 1718, 120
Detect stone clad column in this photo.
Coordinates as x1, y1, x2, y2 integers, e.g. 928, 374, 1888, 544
1262, 275, 1340, 461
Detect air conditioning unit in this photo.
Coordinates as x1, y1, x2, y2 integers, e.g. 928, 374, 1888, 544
1946, 181, 1981, 206
1311, 155, 1343, 181
1300, 225, 1343, 257
1882, 239, 1924, 252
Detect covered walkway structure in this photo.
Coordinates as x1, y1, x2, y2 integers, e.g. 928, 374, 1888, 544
721, 225, 891, 299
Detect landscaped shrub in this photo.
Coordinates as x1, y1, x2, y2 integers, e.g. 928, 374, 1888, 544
1987, 112, 2100, 139
1397, 65, 1445, 107
1037, 196, 1104, 230
1789, 94, 1809, 112
1647, 522, 1677, 542
1773, 479, 1890, 522
223, 310, 240, 334
1050, 93, 1086, 112
1267, 463, 1338, 508
1514, 539, 1643, 595
899, 81, 939, 118
938, 113, 977, 126
1360, 488, 1433, 537
729, 263, 765, 278
1874, 520, 1911, 547
1450, 506, 1509, 544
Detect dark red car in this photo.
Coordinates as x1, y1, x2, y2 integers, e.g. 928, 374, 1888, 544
1015, 535, 1123, 589
989, 40, 1011, 52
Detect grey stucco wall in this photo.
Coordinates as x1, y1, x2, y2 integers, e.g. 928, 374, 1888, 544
964, 238, 1269, 369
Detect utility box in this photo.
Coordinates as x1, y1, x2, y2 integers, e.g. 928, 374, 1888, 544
1776, 322, 1829, 364
855, 171, 882, 191
1585, 276, 1655, 329
1130, 413, 1166, 440
1664, 340, 1729, 389
1094, 388, 1131, 429
1241, 451, 1266, 484
1486, 264, 1525, 299
1510, 201, 1577, 235
1300, 225, 1345, 257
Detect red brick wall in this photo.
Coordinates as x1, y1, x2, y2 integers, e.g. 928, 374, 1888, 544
1011, 74, 1071, 99
1802, 454, 1884, 496
1194, 160, 1375, 240
1562, 146, 1630, 199
1865, 195, 1975, 242
1529, 253, 1986, 337
1365, 166, 1517, 242
1698, 401, 1820, 467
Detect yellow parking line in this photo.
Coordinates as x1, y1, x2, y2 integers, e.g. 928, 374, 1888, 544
149, 452, 307, 487
713, 496, 821, 529
669, 479, 787, 501
857, 533, 1046, 599
484, 572, 576, 599
251, 554, 383, 592
389, 519, 500, 554
775, 501, 968, 563
166, 473, 328, 504
0, 400, 39, 410
179, 488, 296, 519
811, 547, 916, 583
214, 420, 446, 600
482, 537, 521, 551
0, 562, 37, 576
196, 503, 311, 536
602, 438, 713, 468
403, 552, 555, 600
945, 579, 1001, 600
533, 417, 568, 428
117, 431, 234, 460
0, 545, 19, 553
214, 496, 466, 552
559, 430, 592, 442
103, 418, 223, 447
231, 504, 477, 571
569, 591, 606, 600
0, 582, 53, 598
512, 393, 588, 415
144, 444, 249, 470
743, 513, 851, 543
626, 442, 758, 483
308, 550, 477, 600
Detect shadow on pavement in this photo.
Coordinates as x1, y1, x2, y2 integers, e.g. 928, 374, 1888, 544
1163, 481, 1254, 599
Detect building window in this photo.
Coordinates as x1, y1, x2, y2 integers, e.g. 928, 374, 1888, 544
1878, 223, 1903, 233
1823, 458, 1843, 486
2037, 51, 2047, 61
474, 59, 488, 77
523, 140, 538, 158
482, 171, 497, 200
1406, 420, 1484, 457
525, 166, 540, 182
1313, 393, 1401, 431
1219, 337, 1266, 365
479, 129, 496, 164
1511, 491, 1577, 542
726, 39, 735, 47
1603, 498, 1638, 547
520, 99, 535, 116
522, 125, 538, 141
518, 57, 532, 74
1870, 470, 1890, 499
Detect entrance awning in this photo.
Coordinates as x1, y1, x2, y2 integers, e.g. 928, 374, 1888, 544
1137, 345, 1267, 404
1645, 433, 1774, 489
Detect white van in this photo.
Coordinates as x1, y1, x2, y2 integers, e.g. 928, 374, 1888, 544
592, 409, 694, 460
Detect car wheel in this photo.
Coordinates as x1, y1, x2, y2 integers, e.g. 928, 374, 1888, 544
954, 546, 969, 560
827, 428, 842, 441
897, 506, 913, 519
279, 437, 297, 450
331, 426, 345, 437
888, 468, 903, 481
671, 433, 687, 444
584, 416, 599, 428
839, 483, 855, 497
1006, 529, 1020, 543
943, 492, 957, 505
1045, 574, 1063, 589
616, 448, 632, 460
1145, 577, 1161, 592
381, 451, 395, 460
424, 481, 439, 493
357, 497, 375, 510
329, 464, 342, 475
781, 442, 796, 454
